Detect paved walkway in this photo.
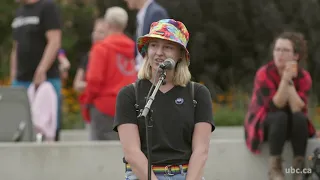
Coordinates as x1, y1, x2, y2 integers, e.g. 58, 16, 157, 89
2, 126, 318, 180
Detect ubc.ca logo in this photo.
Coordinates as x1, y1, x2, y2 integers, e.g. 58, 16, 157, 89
285, 167, 312, 174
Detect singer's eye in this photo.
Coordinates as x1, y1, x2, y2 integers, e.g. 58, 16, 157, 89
149, 43, 157, 47
165, 45, 173, 50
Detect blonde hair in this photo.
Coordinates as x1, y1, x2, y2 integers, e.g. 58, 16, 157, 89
137, 53, 191, 87
104, 7, 128, 31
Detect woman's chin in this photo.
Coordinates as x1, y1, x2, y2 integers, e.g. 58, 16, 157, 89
275, 62, 285, 69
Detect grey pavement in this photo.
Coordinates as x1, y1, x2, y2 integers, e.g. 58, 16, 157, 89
0, 126, 318, 180
1, 138, 319, 180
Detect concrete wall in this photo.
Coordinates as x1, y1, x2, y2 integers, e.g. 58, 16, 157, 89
59, 127, 244, 141
1, 139, 319, 180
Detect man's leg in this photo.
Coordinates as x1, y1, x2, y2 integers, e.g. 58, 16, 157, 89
84, 123, 93, 140
47, 78, 62, 141
89, 106, 119, 140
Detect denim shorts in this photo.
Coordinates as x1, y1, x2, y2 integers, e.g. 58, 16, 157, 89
124, 170, 205, 180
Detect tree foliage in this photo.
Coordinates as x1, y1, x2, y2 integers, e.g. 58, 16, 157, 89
1, 0, 320, 99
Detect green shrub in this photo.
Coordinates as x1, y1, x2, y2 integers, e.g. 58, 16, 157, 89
213, 105, 245, 126
62, 112, 84, 129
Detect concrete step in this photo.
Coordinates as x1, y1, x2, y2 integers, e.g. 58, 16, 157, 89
60, 126, 245, 141
0, 139, 319, 180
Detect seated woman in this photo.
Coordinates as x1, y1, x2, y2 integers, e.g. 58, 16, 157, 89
244, 31, 316, 180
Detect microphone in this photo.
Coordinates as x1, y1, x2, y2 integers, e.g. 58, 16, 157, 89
159, 58, 175, 70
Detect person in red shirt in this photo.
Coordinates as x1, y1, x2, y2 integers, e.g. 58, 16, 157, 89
84, 6, 137, 140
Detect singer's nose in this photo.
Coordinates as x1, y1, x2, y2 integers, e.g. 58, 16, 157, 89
155, 47, 164, 56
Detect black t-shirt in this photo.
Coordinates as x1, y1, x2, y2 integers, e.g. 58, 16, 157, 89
12, 0, 62, 81
113, 79, 215, 165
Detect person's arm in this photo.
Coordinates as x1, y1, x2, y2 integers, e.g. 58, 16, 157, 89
272, 65, 295, 108
37, 2, 62, 72
118, 124, 158, 180
288, 71, 312, 113
272, 78, 290, 108
73, 55, 88, 92
73, 68, 86, 92
186, 85, 214, 180
186, 123, 212, 180
288, 86, 305, 112
10, 41, 17, 81
58, 49, 71, 72
113, 87, 158, 180
11, 8, 20, 82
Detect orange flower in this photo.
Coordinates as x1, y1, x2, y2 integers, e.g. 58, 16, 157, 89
217, 95, 225, 102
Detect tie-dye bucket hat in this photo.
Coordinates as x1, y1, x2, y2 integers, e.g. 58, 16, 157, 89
137, 19, 190, 61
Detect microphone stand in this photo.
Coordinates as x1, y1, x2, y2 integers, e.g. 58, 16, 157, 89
138, 69, 166, 180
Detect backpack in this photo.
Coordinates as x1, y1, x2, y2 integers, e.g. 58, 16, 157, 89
132, 80, 197, 115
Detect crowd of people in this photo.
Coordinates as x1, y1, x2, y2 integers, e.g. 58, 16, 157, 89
8, 0, 318, 179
